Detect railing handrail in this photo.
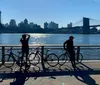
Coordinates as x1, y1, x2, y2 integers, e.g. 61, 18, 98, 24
0, 44, 100, 47
1, 44, 100, 69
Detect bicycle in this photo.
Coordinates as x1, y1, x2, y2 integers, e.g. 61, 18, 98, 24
59, 49, 83, 66
4, 47, 30, 71
28, 47, 59, 67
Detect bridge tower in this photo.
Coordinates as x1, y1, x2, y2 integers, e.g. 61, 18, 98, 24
82, 17, 90, 34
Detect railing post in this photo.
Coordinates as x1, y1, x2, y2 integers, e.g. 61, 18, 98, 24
77, 46, 80, 61
41, 46, 46, 72
2, 46, 5, 65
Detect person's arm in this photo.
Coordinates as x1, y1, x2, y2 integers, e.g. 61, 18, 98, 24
20, 38, 22, 42
72, 41, 75, 50
26, 34, 30, 41
63, 40, 67, 50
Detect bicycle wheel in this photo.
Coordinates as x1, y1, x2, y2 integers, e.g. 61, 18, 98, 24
46, 53, 59, 67
59, 53, 69, 66
16, 56, 31, 72
75, 53, 83, 63
28, 53, 40, 66
22, 58, 31, 71
4, 54, 15, 68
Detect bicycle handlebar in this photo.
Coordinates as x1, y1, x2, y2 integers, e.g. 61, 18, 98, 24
7, 47, 21, 54
30, 46, 40, 51
30, 47, 51, 54
7, 47, 13, 52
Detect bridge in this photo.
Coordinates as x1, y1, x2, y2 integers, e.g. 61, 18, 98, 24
73, 17, 100, 27
73, 17, 100, 34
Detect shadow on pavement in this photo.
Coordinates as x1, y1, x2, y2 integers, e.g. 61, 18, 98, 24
10, 71, 28, 85
74, 70, 99, 85
0, 62, 99, 85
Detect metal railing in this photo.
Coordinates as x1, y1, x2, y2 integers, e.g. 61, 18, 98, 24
1, 44, 100, 65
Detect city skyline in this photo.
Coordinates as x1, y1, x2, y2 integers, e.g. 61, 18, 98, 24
1, 17, 59, 28
0, 0, 100, 27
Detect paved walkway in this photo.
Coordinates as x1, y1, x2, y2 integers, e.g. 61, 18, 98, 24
1, 75, 100, 85
0, 61, 100, 85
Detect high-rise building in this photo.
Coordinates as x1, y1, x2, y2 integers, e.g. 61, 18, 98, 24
0, 11, 1, 24
67, 22, 72, 28
9, 19, 17, 26
29, 22, 34, 28
48, 21, 58, 29
0, 11, 4, 29
4, 23, 9, 27
24, 19, 28, 24
44, 22, 48, 29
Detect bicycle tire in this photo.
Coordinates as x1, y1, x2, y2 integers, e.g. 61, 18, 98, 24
46, 53, 59, 67
17, 52, 31, 71
17, 52, 28, 66
30, 65, 40, 72
75, 53, 83, 63
28, 52, 40, 66
59, 53, 69, 66
15, 57, 31, 72
22, 58, 31, 71
4, 54, 15, 68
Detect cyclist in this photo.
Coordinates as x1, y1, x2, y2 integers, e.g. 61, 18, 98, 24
20, 34, 30, 70
63, 36, 76, 70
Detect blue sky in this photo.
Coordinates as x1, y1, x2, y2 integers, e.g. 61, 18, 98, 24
0, 0, 100, 27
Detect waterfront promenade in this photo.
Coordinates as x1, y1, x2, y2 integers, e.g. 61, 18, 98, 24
0, 61, 100, 85
0, 44, 100, 85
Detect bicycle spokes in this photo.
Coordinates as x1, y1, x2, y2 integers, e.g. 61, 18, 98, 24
46, 53, 59, 67
29, 53, 40, 66
4, 54, 15, 68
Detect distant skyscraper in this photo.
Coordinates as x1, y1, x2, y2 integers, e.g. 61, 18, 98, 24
9, 19, 17, 26
67, 22, 72, 28
44, 22, 48, 29
4, 23, 9, 27
0, 11, 4, 29
29, 22, 34, 28
0, 11, 1, 24
18, 21, 24, 27
48, 21, 58, 29
24, 19, 28, 24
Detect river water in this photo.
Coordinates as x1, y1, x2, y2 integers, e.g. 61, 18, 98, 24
1, 33, 100, 60
0, 33, 100, 45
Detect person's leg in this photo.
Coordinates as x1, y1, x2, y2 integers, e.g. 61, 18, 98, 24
69, 51, 76, 70
20, 49, 24, 71
72, 53, 76, 70
25, 47, 29, 61
25, 48, 29, 71
25, 48, 29, 63
70, 57, 75, 69
73, 50, 76, 67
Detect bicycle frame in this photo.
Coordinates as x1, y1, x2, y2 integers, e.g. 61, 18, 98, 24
8, 52, 17, 61
30, 47, 50, 57
5, 47, 22, 64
